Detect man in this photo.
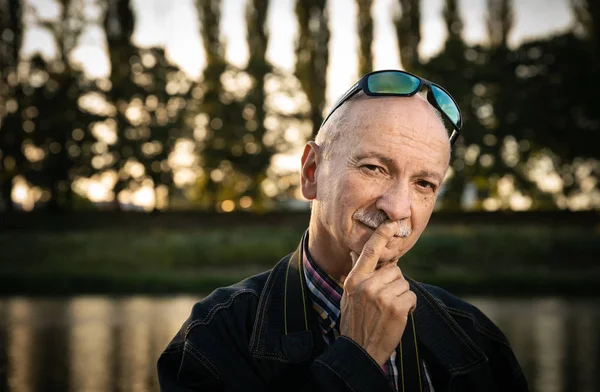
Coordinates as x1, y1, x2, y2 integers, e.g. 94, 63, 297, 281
157, 70, 529, 391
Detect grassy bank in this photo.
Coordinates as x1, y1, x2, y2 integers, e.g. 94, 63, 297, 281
1, 225, 599, 296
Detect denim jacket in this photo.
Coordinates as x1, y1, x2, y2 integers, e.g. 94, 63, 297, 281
157, 242, 529, 392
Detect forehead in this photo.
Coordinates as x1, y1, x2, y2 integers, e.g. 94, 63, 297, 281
342, 95, 450, 162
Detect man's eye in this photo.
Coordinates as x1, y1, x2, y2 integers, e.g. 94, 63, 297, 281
362, 164, 382, 173
417, 180, 436, 191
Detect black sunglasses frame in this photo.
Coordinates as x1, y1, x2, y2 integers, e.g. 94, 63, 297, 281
320, 70, 462, 146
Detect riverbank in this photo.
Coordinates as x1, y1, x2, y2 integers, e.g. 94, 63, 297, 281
2, 221, 598, 296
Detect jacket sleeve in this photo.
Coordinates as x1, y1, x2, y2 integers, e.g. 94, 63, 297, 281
486, 335, 530, 392
157, 331, 394, 391
451, 305, 530, 392
310, 336, 395, 391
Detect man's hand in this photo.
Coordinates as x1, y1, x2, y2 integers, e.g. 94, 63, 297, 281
339, 221, 417, 366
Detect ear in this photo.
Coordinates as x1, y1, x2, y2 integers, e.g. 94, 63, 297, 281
300, 142, 320, 200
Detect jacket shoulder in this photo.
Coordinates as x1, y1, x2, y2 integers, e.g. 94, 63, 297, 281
184, 270, 270, 335
417, 282, 511, 348
158, 268, 275, 387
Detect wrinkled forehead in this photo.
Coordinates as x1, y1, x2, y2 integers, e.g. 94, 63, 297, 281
343, 93, 450, 147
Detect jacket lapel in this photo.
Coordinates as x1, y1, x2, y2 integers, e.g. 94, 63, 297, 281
249, 237, 324, 363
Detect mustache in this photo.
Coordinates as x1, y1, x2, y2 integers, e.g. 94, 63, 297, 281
352, 209, 412, 238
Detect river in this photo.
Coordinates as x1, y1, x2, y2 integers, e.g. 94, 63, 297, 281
0, 296, 597, 391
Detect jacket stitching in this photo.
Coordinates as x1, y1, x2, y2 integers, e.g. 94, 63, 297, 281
412, 282, 479, 357
409, 280, 489, 373
250, 263, 283, 352
445, 307, 512, 349
183, 341, 222, 379
185, 289, 258, 337
254, 274, 278, 352
253, 352, 287, 361
162, 341, 184, 354
249, 264, 280, 351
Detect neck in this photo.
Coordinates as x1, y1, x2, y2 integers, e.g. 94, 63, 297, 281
307, 216, 352, 282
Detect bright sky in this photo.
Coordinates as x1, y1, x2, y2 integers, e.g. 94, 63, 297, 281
24, 0, 574, 109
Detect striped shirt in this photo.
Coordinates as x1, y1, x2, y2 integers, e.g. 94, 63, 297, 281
302, 234, 435, 391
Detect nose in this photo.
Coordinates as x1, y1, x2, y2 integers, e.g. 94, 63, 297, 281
375, 180, 412, 222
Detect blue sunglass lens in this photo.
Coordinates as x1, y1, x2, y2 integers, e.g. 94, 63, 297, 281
431, 85, 460, 127
367, 72, 420, 94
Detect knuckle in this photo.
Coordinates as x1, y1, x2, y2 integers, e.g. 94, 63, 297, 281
361, 281, 378, 297
361, 246, 377, 258
397, 267, 405, 279
398, 279, 409, 293
391, 302, 407, 317
409, 291, 417, 305
344, 275, 358, 289
392, 266, 403, 279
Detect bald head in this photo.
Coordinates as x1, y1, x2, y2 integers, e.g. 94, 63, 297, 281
315, 92, 450, 163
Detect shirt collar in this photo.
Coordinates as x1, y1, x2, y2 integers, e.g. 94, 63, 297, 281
302, 231, 344, 336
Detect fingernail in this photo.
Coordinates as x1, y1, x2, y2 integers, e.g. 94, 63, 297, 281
384, 221, 396, 230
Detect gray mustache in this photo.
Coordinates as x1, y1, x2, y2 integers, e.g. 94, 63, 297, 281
353, 209, 412, 238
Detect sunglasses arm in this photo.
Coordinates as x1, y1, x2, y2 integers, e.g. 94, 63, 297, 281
319, 83, 361, 129
449, 129, 460, 146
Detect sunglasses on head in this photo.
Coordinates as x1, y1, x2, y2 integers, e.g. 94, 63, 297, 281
320, 70, 463, 145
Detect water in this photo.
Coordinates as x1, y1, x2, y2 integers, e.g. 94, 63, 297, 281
0, 296, 598, 392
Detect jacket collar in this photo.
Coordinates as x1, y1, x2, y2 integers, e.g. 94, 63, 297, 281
249, 237, 488, 375
249, 238, 326, 364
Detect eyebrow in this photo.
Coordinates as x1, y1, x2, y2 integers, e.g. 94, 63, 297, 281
354, 152, 444, 183
413, 170, 444, 184
354, 152, 395, 167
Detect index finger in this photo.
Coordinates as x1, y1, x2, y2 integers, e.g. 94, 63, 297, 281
351, 221, 398, 276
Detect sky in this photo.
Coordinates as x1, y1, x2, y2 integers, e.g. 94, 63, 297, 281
24, 0, 575, 109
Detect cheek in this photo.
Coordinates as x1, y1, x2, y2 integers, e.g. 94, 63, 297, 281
411, 192, 437, 227
332, 173, 378, 225
340, 174, 380, 207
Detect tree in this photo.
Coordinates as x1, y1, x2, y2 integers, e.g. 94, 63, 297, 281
395, 0, 421, 72
0, 0, 25, 211
30, 0, 105, 210
443, 0, 464, 53
103, 0, 141, 208
295, 0, 329, 137
1, 0, 104, 211
487, 0, 513, 49
419, 0, 476, 209
357, 0, 373, 75
240, 0, 275, 204
193, 0, 230, 210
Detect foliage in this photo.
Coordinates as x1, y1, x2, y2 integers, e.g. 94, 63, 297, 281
0, 0, 598, 212
1, 224, 598, 295
295, 0, 329, 137
422, 0, 600, 210
357, 0, 374, 75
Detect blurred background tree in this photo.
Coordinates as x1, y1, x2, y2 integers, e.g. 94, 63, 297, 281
0, 0, 25, 212
295, 0, 329, 138
357, 0, 373, 75
0, 0, 598, 212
